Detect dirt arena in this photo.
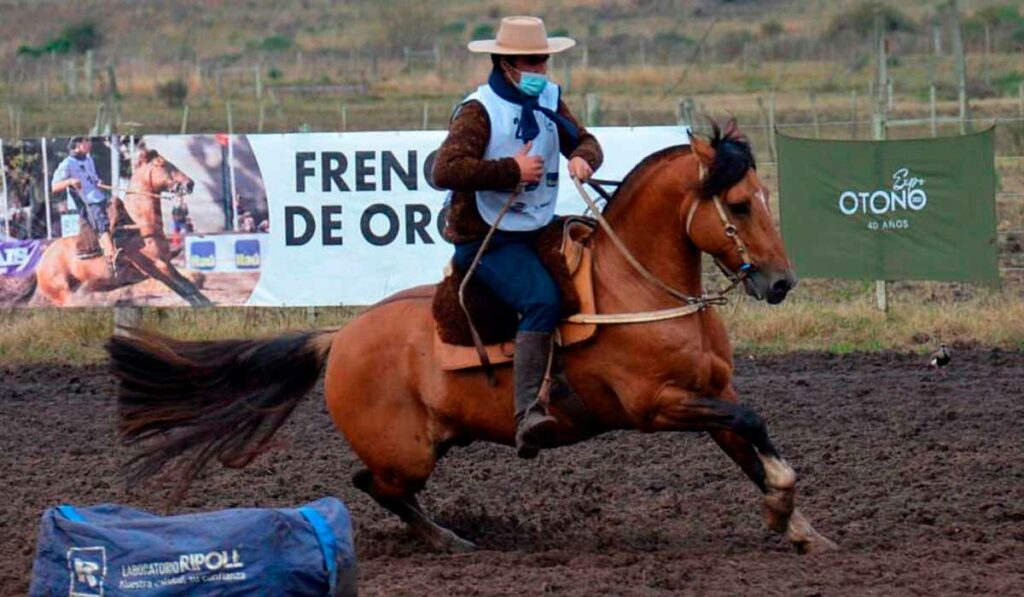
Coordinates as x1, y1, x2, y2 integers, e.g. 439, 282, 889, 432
0, 270, 259, 307
2, 346, 1022, 595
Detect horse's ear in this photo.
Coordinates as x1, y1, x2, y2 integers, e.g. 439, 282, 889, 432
690, 134, 715, 173
723, 118, 741, 139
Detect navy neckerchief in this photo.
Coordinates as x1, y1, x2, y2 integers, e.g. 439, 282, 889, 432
487, 68, 580, 148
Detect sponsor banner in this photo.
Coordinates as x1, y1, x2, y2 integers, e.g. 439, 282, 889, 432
185, 233, 266, 273
61, 214, 80, 237
247, 126, 689, 305
778, 127, 998, 283
0, 127, 689, 306
0, 239, 45, 277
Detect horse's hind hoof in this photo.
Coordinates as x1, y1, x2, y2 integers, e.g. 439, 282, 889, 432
787, 510, 839, 555
439, 530, 476, 553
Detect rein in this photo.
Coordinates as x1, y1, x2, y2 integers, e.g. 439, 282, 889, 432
456, 155, 753, 376
565, 170, 749, 326
99, 182, 173, 201
457, 191, 519, 385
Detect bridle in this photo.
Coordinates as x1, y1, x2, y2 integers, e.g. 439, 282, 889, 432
124, 161, 191, 200
564, 154, 756, 324
684, 160, 756, 289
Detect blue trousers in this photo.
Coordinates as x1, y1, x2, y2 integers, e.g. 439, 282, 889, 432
453, 230, 561, 333
85, 201, 110, 234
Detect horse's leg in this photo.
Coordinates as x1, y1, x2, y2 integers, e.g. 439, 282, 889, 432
710, 429, 838, 554
128, 253, 211, 306
35, 250, 75, 306
351, 469, 475, 553
648, 390, 837, 553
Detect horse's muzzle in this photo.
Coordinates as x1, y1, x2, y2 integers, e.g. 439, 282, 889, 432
745, 270, 797, 304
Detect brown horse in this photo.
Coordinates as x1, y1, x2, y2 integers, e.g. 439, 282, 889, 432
108, 123, 837, 555
26, 151, 211, 307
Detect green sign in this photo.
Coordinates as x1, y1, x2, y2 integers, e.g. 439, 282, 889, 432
777, 127, 998, 283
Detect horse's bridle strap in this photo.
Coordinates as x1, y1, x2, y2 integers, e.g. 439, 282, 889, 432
685, 160, 754, 285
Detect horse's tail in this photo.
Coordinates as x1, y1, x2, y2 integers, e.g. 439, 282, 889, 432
106, 326, 337, 504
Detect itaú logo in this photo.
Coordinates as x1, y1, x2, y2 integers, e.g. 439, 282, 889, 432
838, 168, 927, 216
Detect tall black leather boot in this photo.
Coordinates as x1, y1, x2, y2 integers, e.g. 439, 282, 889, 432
513, 331, 559, 459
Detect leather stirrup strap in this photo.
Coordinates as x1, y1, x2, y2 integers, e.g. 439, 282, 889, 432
457, 191, 519, 385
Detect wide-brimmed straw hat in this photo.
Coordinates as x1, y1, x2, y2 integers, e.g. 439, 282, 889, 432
467, 16, 575, 55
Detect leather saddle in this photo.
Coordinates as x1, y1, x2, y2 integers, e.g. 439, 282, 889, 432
74, 196, 135, 259
432, 217, 599, 371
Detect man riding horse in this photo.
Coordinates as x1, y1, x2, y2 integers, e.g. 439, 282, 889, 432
50, 136, 121, 278
432, 16, 603, 459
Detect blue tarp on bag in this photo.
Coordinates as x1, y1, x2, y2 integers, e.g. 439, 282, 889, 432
29, 497, 357, 596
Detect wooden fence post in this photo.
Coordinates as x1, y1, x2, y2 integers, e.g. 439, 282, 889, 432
850, 90, 858, 139
929, 85, 938, 137
180, 104, 189, 134
585, 93, 601, 126
950, 0, 968, 135
757, 95, 777, 162
254, 64, 263, 101
873, 7, 889, 313
84, 49, 94, 99
113, 307, 142, 336
1018, 82, 1023, 120
810, 91, 821, 138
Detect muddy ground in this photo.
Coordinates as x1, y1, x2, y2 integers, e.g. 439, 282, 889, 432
1, 347, 1022, 595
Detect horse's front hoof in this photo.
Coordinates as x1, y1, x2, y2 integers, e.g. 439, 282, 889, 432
787, 510, 839, 555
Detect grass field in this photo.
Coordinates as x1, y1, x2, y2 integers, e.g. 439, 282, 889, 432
2, 278, 1021, 365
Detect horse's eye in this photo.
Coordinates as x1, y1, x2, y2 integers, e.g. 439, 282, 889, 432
728, 202, 751, 216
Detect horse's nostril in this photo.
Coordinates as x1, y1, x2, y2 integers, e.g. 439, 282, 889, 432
772, 279, 791, 294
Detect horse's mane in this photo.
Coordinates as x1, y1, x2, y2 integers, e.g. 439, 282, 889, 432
139, 149, 160, 164
605, 118, 755, 209
699, 119, 756, 200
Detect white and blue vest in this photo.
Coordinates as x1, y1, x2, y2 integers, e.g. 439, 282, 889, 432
461, 82, 562, 232
51, 154, 107, 206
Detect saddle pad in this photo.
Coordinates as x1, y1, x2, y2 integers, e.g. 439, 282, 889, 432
436, 241, 598, 371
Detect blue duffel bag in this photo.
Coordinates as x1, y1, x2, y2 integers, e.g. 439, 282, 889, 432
29, 497, 357, 596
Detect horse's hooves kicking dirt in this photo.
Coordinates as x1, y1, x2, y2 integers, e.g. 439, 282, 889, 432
437, 531, 476, 553
787, 510, 840, 555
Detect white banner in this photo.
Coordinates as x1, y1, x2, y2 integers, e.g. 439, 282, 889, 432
3, 127, 689, 307
247, 126, 689, 306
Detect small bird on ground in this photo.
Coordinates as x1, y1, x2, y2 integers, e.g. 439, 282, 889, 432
929, 344, 951, 369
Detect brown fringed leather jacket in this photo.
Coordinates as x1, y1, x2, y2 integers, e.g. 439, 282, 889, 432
432, 100, 604, 243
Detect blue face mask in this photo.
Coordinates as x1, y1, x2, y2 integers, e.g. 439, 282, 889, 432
517, 72, 548, 97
